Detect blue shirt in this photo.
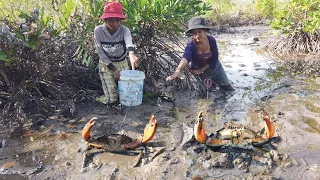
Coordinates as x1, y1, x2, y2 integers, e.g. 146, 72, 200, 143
183, 35, 219, 70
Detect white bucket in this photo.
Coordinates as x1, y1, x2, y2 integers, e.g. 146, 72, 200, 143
118, 70, 145, 106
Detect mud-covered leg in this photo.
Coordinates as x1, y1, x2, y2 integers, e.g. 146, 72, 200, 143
82, 148, 105, 169
83, 143, 93, 152
132, 151, 144, 167
123, 139, 142, 149
131, 145, 148, 167
82, 152, 91, 169
251, 146, 268, 155
82, 142, 106, 153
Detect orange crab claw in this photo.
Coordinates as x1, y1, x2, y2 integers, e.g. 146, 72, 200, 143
262, 109, 275, 139
81, 117, 97, 141
123, 115, 157, 149
251, 109, 276, 146
194, 111, 206, 144
141, 115, 157, 143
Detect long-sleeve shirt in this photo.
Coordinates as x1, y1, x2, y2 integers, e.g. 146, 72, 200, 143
94, 24, 134, 70
182, 35, 219, 70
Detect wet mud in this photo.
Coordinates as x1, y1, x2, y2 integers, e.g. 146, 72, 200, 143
1, 25, 320, 180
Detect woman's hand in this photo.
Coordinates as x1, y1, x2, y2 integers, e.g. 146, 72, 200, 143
112, 68, 120, 81
166, 69, 181, 81
166, 58, 188, 81
129, 53, 138, 70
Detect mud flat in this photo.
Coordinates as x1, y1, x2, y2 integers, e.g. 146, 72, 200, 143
1, 25, 320, 180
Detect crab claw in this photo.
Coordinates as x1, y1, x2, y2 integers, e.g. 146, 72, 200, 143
123, 115, 157, 149
194, 111, 206, 144
81, 117, 97, 141
141, 115, 157, 143
251, 109, 276, 146
262, 109, 275, 139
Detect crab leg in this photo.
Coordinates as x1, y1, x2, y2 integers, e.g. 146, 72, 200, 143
206, 138, 231, 147
88, 141, 107, 149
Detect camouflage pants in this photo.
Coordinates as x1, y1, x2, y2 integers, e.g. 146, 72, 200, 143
96, 59, 129, 104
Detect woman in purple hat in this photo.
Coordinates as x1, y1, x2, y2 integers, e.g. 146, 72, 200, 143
166, 16, 234, 93
94, 1, 139, 104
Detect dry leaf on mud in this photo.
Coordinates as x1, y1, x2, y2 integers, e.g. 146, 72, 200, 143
2, 161, 15, 169
65, 124, 77, 129
56, 132, 69, 140
23, 125, 55, 138
23, 129, 36, 136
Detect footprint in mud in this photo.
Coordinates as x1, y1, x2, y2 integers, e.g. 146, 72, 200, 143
209, 93, 231, 113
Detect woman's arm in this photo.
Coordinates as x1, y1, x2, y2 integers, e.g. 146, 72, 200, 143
166, 58, 189, 81
166, 40, 194, 81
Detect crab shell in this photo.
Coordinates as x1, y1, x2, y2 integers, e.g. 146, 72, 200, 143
194, 109, 275, 147
81, 115, 157, 151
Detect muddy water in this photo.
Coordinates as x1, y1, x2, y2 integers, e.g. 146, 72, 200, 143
221, 44, 273, 121
1, 26, 320, 179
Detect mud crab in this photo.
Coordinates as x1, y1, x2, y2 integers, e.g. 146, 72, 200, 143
194, 110, 275, 149
82, 115, 157, 152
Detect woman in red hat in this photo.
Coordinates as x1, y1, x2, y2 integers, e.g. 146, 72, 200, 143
94, 1, 139, 104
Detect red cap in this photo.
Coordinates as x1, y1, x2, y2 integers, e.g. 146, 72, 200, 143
100, 2, 126, 20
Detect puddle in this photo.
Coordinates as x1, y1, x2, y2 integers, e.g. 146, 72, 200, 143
92, 152, 139, 167
219, 45, 276, 121
0, 139, 45, 176
0, 174, 28, 180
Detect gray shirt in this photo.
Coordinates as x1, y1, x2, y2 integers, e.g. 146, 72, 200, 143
94, 24, 134, 66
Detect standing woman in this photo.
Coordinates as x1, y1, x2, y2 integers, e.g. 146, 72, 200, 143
94, 1, 138, 104
166, 16, 234, 92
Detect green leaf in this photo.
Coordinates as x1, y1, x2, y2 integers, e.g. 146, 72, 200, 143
0, 50, 11, 66
27, 35, 41, 49
42, 13, 48, 26
19, 12, 31, 19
